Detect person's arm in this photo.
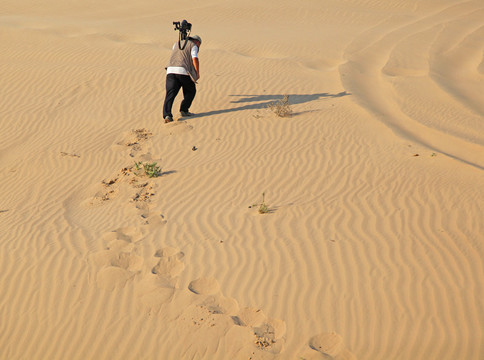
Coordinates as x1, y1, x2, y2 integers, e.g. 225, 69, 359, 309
192, 57, 200, 80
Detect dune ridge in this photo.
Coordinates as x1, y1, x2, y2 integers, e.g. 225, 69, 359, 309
340, 0, 484, 168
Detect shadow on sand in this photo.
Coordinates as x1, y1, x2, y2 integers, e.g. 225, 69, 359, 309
192, 92, 350, 118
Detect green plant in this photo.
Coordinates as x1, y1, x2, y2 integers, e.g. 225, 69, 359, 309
267, 95, 292, 117
145, 162, 161, 178
134, 161, 161, 178
256, 192, 269, 214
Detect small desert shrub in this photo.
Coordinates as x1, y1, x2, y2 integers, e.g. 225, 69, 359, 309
267, 95, 292, 117
251, 192, 270, 214
134, 161, 162, 178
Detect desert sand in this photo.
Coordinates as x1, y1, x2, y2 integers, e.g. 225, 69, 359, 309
1, 0, 483, 359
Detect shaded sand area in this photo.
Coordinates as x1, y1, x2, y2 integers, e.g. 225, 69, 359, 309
1, 0, 483, 359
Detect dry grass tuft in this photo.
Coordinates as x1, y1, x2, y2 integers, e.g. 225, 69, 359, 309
267, 95, 292, 117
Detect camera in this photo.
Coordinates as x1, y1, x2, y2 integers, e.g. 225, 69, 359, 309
173, 20, 192, 41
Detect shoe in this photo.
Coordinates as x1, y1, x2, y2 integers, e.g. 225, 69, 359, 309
180, 111, 194, 117
164, 116, 173, 123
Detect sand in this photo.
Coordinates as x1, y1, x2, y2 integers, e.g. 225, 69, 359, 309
1, 0, 483, 359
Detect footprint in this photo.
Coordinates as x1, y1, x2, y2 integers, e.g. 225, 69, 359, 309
175, 302, 236, 357
135, 202, 166, 227
151, 247, 185, 278
254, 318, 286, 342
188, 277, 221, 295
89, 188, 118, 205
232, 307, 286, 354
130, 180, 156, 203
109, 251, 144, 271
308, 332, 345, 358
142, 212, 166, 227
90, 227, 144, 291
114, 128, 153, 157
185, 275, 287, 355
198, 294, 239, 316
136, 276, 178, 312
96, 266, 133, 291
159, 122, 193, 136
104, 226, 143, 243
233, 307, 266, 327
87, 159, 162, 207
89, 170, 131, 205
90, 227, 141, 267
95, 251, 144, 291
252, 318, 286, 354
136, 247, 186, 312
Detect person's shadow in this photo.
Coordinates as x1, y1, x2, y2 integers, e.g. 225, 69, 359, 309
192, 92, 350, 118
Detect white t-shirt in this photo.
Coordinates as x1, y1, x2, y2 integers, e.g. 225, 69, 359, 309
166, 42, 199, 75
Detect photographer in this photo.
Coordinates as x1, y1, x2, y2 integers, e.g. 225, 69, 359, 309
163, 32, 202, 123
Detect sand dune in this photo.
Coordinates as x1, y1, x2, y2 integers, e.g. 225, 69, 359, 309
1, 0, 483, 359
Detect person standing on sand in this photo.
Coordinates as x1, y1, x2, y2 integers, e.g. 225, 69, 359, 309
162, 35, 201, 123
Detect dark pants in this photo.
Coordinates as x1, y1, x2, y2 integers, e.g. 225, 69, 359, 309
163, 73, 196, 118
